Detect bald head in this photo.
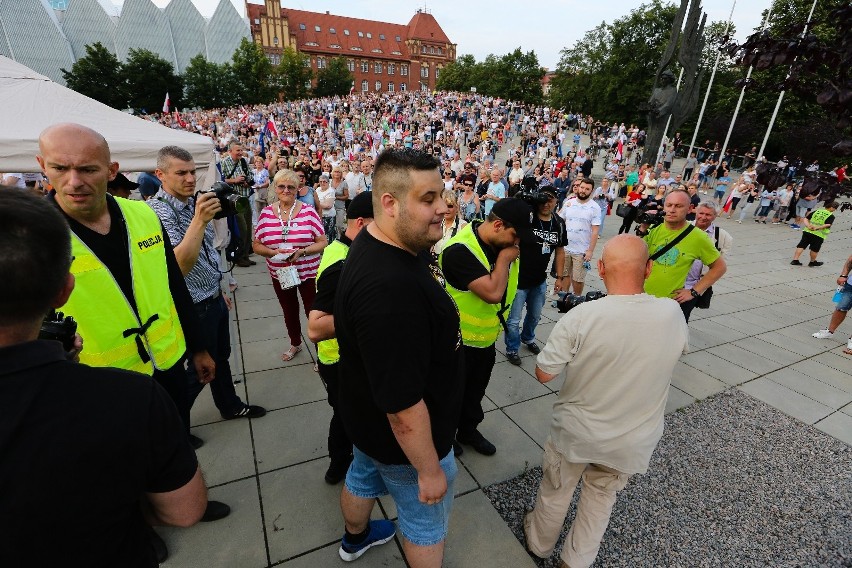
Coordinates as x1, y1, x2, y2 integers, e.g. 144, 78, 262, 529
599, 234, 651, 294
39, 123, 111, 163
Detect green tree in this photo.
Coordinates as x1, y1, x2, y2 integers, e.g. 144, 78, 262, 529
437, 50, 544, 104
123, 48, 183, 113
183, 55, 239, 108
60, 42, 127, 109
314, 57, 353, 97
436, 54, 477, 92
230, 37, 275, 104
275, 46, 313, 101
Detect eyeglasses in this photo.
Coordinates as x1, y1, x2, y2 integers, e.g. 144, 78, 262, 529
277, 184, 297, 190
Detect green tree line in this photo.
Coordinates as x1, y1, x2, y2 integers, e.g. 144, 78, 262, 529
436, 48, 546, 105
61, 38, 353, 112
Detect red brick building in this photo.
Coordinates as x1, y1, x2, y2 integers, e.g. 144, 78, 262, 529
246, 1, 456, 93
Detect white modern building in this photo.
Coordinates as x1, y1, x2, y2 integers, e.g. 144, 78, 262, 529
0, 0, 250, 84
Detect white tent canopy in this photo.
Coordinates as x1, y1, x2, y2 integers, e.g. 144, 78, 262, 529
0, 56, 215, 186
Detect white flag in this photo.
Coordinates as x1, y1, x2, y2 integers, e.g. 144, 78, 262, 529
162, 92, 170, 113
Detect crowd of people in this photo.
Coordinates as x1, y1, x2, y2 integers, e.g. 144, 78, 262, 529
2, 88, 850, 568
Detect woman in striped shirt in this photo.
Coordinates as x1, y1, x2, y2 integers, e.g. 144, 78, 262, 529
253, 169, 327, 361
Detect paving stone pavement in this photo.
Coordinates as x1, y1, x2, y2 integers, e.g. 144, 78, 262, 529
158, 141, 852, 567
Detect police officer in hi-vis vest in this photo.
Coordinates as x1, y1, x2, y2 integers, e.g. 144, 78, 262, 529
791, 201, 838, 267
439, 197, 535, 456
39, 124, 231, 539
307, 192, 374, 485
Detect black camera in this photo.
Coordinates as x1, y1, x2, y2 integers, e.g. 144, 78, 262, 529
197, 182, 249, 220
39, 310, 77, 351
516, 190, 551, 207
552, 290, 607, 313
635, 205, 665, 228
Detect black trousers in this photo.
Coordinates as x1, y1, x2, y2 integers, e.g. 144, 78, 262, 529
458, 344, 496, 435
680, 298, 698, 322
318, 361, 352, 464
234, 206, 253, 261
154, 361, 190, 436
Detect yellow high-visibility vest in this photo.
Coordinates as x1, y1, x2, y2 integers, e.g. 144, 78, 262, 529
315, 239, 349, 365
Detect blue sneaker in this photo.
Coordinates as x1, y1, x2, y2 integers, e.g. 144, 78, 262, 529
790, 223, 800, 229
339, 519, 396, 561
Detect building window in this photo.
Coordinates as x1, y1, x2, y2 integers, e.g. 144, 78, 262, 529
347, 59, 355, 72
304, 58, 311, 68
254, 18, 259, 24
358, 31, 363, 37
330, 27, 336, 34
375, 81, 381, 91
374, 62, 382, 74
379, 34, 385, 40
388, 82, 394, 92
366, 32, 372, 39
388, 63, 395, 75
317, 57, 326, 69
421, 83, 428, 92
267, 54, 280, 65
421, 66, 429, 78
361, 80, 368, 92
330, 44, 341, 49
429, 46, 434, 54
371, 49, 383, 53
395, 35, 401, 42
299, 23, 306, 30
421, 45, 426, 54
344, 29, 350, 35
435, 67, 440, 79
401, 64, 408, 76
360, 61, 368, 73
400, 82, 407, 91
350, 46, 363, 51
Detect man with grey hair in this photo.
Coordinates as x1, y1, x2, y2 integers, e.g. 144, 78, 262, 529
681, 201, 733, 321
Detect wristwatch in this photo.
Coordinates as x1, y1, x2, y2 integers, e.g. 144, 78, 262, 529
690, 289, 701, 299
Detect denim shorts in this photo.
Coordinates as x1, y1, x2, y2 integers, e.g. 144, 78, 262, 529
837, 283, 852, 312
345, 446, 457, 546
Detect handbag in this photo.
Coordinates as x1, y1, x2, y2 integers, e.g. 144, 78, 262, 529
275, 265, 301, 290
615, 203, 630, 218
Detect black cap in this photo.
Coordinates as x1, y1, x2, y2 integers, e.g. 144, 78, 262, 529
346, 191, 374, 219
491, 198, 535, 243
538, 186, 557, 199
136, 172, 160, 197
108, 172, 139, 191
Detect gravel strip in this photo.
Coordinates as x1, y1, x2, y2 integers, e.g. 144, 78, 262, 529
484, 390, 852, 567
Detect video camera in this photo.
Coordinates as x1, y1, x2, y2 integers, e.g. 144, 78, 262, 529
635, 203, 665, 230
39, 310, 77, 351
196, 181, 249, 220
552, 290, 606, 313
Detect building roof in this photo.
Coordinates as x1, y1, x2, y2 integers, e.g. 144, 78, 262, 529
246, 4, 453, 61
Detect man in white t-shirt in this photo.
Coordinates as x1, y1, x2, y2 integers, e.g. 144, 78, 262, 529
524, 234, 688, 568
558, 177, 601, 295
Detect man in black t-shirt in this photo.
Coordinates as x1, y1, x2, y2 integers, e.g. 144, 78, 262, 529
335, 149, 463, 565
504, 187, 567, 365
0, 190, 207, 567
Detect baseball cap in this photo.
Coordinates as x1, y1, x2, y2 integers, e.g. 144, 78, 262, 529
491, 198, 535, 244
135, 172, 160, 198
346, 191, 374, 219
108, 172, 139, 191
538, 186, 557, 200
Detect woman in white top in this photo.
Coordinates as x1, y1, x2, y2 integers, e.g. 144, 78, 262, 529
442, 168, 456, 191
315, 173, 337, 242
432, 190, 468, 257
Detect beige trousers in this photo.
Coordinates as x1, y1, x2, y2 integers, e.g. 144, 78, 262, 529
524, 439, 631, 568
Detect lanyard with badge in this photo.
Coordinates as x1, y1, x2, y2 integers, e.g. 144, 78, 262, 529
539, 216, 554, 254
278, 201, 297, 240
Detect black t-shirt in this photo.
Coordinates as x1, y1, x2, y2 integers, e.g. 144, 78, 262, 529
441, 221, 498, 291
0, 341, 197, 567
312, 235, 352, 314
686, 193, 701, 221
49, 193, 203, 353
518, 214, 568, 288
335, 230, 464, 464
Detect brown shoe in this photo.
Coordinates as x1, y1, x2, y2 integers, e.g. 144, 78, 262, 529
235, 258, 252, 267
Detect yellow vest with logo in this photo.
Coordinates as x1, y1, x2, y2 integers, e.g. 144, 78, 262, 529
440, 223, 519, 348
803, 208, 832, 239
315, 240, 350, 365
64, 197, 187, 375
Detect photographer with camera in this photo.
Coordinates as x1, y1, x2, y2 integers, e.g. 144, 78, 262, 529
0, 189, 209, 567
504, 187, 567, 366
221, 141, 255, 267
636, 190, 727, 319
149, 146, 266, 425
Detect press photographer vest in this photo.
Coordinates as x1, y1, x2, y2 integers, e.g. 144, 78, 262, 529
440, 223, 519, 348
803, 208, 832, 239
64, 197, 187, 375
314, 240, 349, 365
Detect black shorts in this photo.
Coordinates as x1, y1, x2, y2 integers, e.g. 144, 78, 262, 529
796, 231, 825, 252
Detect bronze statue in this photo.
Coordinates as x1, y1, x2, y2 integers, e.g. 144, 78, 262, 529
644, 0, 707, 164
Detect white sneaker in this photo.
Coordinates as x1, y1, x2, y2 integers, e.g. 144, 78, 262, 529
812, 329, 834, 339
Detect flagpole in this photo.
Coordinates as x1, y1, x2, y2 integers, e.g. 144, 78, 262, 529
718, 4, 773, 169
756, 0, 819, 160
687, 0, 737, 159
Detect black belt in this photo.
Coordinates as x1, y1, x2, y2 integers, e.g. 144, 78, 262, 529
198, 292, 221, 305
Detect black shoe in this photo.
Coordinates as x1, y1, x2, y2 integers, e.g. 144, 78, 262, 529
189, 434, 204, 450
222, 404, 267, 420
506, 352, 522, 366
235, 258, 252, 267
247, 259, 257, 265
200, 500, 231, 522
790, 260, 802, 266
149, 528, 168, 564
457, 429, 496, 456
452, 439, 463, 457
808, 261, 824, 267
524, 342, 541, 355
324, 456, 353, 485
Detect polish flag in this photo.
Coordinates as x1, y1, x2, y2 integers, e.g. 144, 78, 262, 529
616, 139, 624, 161
266, 119, 279, 139
173, 110, 186, 128
162, 92, 170, 113
238, 106, 250, 123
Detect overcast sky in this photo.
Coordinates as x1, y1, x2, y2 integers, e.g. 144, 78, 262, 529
135, 0, 767, 70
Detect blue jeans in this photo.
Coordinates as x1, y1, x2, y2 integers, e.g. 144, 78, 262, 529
504, 281, 547, 354
346, 446, 457, 546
